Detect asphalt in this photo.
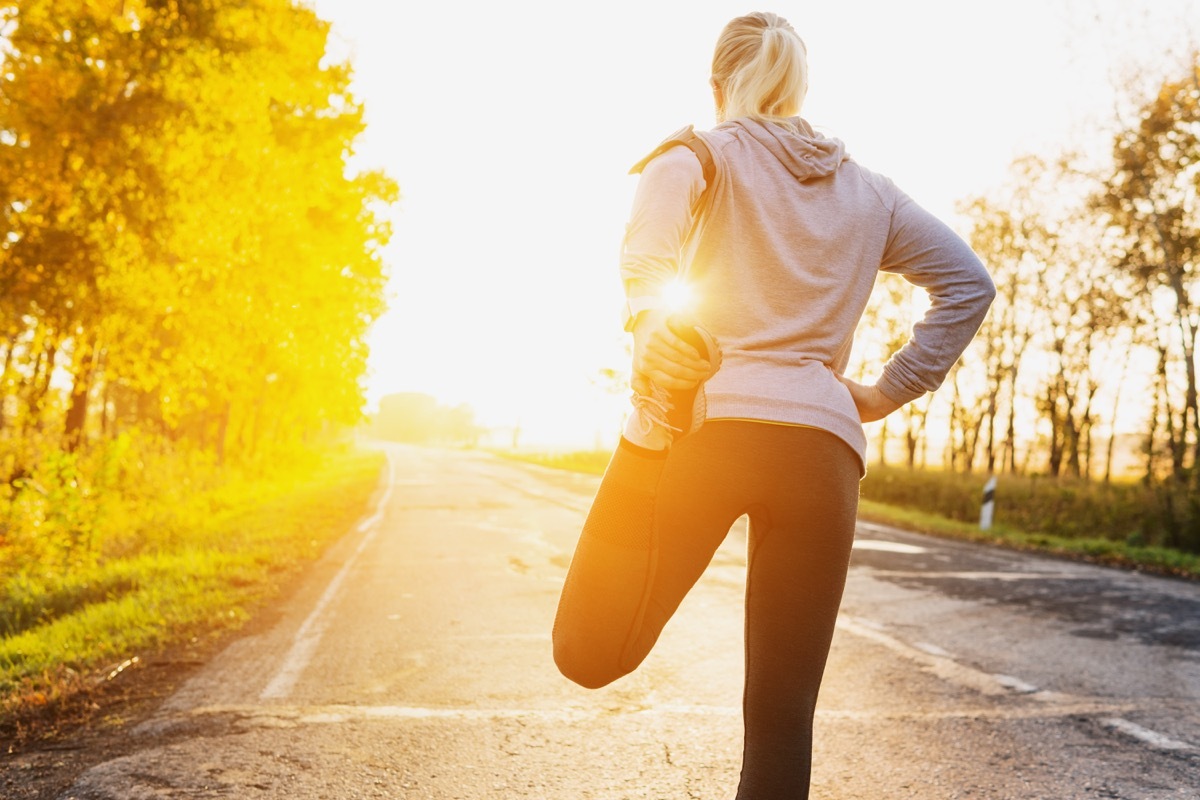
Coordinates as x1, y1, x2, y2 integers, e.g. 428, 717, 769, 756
41, 443, 1200, 799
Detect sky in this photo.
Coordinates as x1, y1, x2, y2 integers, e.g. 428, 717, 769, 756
309, 0, 1199, 449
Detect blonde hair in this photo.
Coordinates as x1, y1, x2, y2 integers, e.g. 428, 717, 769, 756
711, 12, 808, 123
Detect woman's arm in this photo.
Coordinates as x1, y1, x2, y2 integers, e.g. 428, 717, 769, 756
869, 183, 997, 409
621, 146, 714, 389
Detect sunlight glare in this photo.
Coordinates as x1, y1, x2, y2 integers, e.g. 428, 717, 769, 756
663, 279, 694, 315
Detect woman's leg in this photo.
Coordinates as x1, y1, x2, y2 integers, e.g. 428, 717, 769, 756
620, 426, 750, 668
553, 425, 746, 688
733, 427, 860, 800
553, 439, 674, 688
555, 421, 860, 799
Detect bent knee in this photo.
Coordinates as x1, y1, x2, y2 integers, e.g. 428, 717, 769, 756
553, 636, 630, 690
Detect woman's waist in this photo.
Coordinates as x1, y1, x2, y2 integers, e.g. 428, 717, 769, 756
702, 354, 849, 405
708, 347, 841, 373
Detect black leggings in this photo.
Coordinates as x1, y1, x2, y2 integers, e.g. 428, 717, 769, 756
554, 420, 860, 799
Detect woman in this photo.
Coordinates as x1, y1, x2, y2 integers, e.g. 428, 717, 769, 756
554, 11, 995, 798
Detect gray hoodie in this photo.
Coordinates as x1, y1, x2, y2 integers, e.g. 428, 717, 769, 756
620, 117, 996, 473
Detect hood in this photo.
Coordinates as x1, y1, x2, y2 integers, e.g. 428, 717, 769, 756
732, 117, 846, 181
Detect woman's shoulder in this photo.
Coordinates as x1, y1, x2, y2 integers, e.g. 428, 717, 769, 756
837, 159, 905, 209
628, 125, 714, 194
629, 125, 707, 174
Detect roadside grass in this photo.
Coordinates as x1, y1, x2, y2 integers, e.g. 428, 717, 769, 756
498, 448, 1200, 581
855, 499, 1200, 579
497, 448, 612, 476
0, 441, 386, 722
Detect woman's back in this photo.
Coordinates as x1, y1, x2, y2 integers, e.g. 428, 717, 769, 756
623, 116, 992, 473
691, 117, 888, 365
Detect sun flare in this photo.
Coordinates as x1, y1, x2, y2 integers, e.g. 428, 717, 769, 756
662, 278, 694, 314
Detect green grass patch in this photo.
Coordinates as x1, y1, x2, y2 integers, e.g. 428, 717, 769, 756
857, 499, 1200, 579
499, 448, 1200, 581
861, 464, 1200, 554
0, 441, 385, 716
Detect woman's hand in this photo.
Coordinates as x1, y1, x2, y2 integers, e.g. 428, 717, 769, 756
837, 374, 903, 423
632, 309, 713, 390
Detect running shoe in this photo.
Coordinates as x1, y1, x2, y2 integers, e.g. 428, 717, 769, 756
623, 320, 721, 450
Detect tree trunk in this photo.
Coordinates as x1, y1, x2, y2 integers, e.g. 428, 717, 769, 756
1104, 341, 1131, 483
1064, 386, 1081, 478
1153, 334, 1186, 480
1044, 377, 1063, 478
1145, 347, 1165, 485
22, 335, 56, 434
1167, 270, 1199, 478
946, 367, 963, 472
1004, 357, 1021, 474
983, 385, 999, 474
64, 338, 98, 452
0, 339, 13, 433
902, 399, 928, 471
216, 400, 232, 465
1080, 381, 1096, 481
100, 376, 114, 439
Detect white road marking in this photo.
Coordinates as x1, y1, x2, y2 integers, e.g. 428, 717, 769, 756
914, 642, 953, 657
993, 674, 1040, 694
175, 700, 1140, 728
259, 450, 396, 700
853, 539, 928, 554
861, 570, 1089, 581
1101, 718, 1196, 751
837, 615, 1040, 697
857, 521, 916, 537
836, 617, 1200, 757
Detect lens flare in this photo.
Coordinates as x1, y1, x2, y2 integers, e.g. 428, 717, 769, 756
662, 279, 693, 313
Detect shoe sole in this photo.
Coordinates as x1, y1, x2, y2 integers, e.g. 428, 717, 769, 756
665, 320, 716, 435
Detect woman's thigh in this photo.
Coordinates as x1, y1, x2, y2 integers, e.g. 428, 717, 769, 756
634, 422, 859, 656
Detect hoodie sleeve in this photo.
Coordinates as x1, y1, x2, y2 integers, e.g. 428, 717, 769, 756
619, 145, 706, 330
875, 184, 997, 405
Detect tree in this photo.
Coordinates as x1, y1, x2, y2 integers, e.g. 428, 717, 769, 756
0, 0, 397, 463
853, 273, 920, 467
962, 155, 1091, 476
1100, 55, 1200, 485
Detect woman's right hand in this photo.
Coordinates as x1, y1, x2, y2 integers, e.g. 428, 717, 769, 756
631, 310, 713, 390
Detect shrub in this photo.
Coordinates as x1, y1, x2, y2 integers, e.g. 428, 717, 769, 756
860, 465, 1198, 553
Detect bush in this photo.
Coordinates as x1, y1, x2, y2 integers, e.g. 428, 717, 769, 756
860, 465, 1198, 554
0, 432, 385, 709
0, 430, 376, 646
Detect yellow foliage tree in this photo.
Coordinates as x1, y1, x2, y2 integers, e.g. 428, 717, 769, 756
0, 0, 396, 463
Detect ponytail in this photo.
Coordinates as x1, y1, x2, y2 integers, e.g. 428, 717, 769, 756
712, 12, 808, 123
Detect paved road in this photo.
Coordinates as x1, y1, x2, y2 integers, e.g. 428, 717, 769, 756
57, 443, 1199, 799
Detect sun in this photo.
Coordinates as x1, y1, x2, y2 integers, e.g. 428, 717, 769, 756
662, 278, 694, 314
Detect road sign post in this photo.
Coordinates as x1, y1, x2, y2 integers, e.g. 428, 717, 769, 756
980, 475, 997, 531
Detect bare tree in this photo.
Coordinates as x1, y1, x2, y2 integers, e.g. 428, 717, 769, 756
1099, 55, 1200, 487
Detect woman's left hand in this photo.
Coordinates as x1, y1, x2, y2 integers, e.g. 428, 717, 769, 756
837, 374, 903, 423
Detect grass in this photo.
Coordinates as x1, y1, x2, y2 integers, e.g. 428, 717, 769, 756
498, 448, 612, 476
856, 499, 1200, 579
498, 448, 1200, 581
0, 441, 386, 720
